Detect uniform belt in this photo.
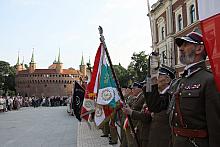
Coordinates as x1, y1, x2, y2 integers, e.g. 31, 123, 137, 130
172, 127, 208, 138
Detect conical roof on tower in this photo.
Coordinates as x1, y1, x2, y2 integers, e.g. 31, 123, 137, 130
30, 48, 35, 63
88, 56, 91, 65
16, 51, 20, 65
53, 56, 57, 64
57, 48, 61, 63
81, 53, 85, 65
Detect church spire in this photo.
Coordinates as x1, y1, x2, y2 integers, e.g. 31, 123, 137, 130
88, 56, 91, 65
81, 53, 85, 65
57, 48, 61, 63
30, 48, 34, 63
53, 56, 57, 64
16, 51, 20, 65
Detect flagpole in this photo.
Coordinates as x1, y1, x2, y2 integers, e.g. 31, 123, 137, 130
98, 26, 140, 147
147, 0, 154, 52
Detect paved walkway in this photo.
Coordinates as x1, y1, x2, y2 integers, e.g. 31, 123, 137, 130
77, 121, 119, 147
0, 106, 120, 147
0, 107, 77, 147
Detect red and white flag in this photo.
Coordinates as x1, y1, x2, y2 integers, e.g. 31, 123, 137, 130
198, 0, 220, 91
80, 43, 103, 120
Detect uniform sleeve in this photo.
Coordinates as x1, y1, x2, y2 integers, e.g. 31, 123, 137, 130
144, 84, 160, 111
205, 76, 220, 147
131, 110, 152, 123
144, 84, 170, 113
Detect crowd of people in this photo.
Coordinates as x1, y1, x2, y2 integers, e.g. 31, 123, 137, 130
95, 30, 220, 147
0, 95, 69, 112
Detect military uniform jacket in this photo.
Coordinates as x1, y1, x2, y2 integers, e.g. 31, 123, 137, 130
144, 84, 172, 147
170, 61, 220, 147
131, 94, 151, 147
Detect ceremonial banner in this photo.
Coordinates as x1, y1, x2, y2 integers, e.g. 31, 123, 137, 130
80, 43, 102, 121
97, 45, 120, 107
94, 43, 120, 126
72, 81, 85, 121
198, 0, 220, 91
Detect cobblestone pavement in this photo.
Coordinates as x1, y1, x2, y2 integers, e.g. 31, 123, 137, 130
0, 107, 77, 147
77, 121, 119, 147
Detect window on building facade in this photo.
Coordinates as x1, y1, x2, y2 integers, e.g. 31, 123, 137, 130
157, 17, 165, 42
178, 14, 182, 31
161, 27, 165, 40
64, 85, 66, 88
162, 50, 167, 64
190, 5, 195, 23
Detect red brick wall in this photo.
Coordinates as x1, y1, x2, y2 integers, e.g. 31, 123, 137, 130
16, 73, 82, 97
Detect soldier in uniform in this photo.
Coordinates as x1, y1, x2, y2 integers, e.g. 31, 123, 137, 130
120, 87, 132, 147
100, 120, 110, 138
122, 82, 149, 147
145, 65, 176, 147
169, 30, 220, 147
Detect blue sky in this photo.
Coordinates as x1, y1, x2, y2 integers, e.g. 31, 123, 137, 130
0, 0, 157, 69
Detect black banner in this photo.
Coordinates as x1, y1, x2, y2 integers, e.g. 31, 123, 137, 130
72, 81, 85, 121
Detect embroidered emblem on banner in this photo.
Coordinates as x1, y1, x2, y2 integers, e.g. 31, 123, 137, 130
84, 100, 93, 109
76, 96, 80, 106
95, 107, 103, 117
101, 89, 113, 101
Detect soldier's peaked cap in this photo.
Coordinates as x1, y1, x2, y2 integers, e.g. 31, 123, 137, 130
131, 82, 142, 88
159, 65, 176, 79
175, 30, 204, 47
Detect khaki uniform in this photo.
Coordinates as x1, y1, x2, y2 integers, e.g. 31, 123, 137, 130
169, 61, 220, 147
130, 92, 150, 147
119, 108, 127, 147
124, 95, 137, 147
101, 120, 110, 136
109, 111, 118, 143
131, 106, 152, 147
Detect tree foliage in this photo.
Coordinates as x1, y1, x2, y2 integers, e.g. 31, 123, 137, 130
0, 61, 16, 95
127, 51, 149, 82
113, 64, 129, 87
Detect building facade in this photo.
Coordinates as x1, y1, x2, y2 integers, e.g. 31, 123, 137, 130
15, 49, 87, 97
150, 0, 201, 75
